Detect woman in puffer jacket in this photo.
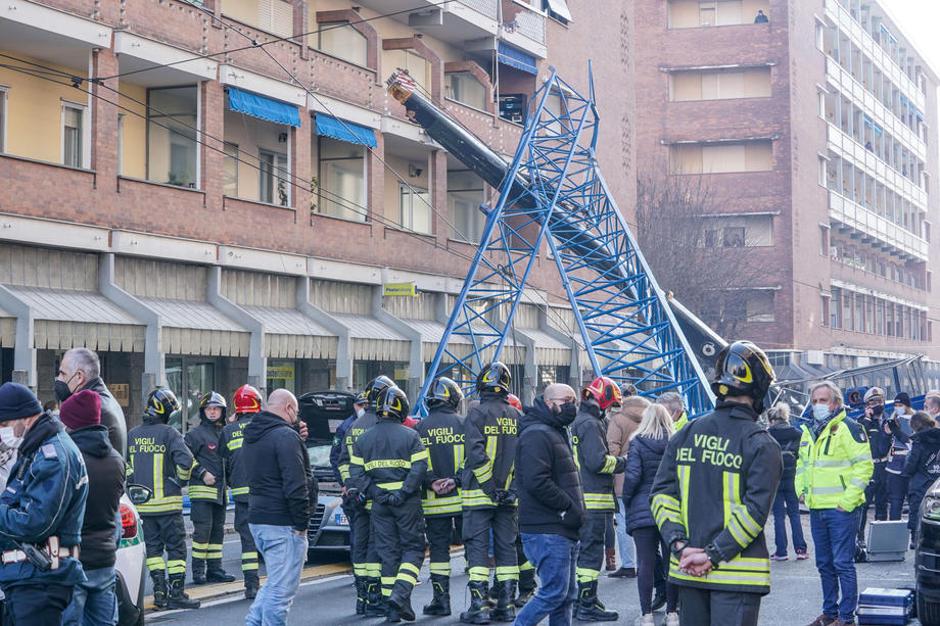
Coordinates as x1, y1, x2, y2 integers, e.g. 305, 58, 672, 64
622, 403, 678, 626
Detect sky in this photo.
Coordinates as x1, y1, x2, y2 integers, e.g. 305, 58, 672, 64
884, 0, 940, 75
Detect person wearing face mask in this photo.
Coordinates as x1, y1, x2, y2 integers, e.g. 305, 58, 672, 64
460, 362, 522, 624
857, 387, 891, 544
184, 392, 235, 586
902, 411, 940, 548
513, 383, 584, 626
797, 381, 873, 626
55, 347, 126, 456
884, 392, 915, 521
926, 395, 940, 422
0, 382, 89, 626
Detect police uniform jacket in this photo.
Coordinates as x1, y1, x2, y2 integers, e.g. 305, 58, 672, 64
571, 402, 625, 512
463, 392, 520, 509
0, 414, 88, 587
349, 418, 428, 501
127, 417, 195, 516
337, 409, 379, 485
859, 413, 893, 461
330, 412, 357, 483
416, 406, 465, 516
651, 401, 782, 595
185, 419, 225, 505
221, 415, 251, 503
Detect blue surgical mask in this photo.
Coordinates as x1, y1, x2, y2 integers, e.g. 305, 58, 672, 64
812, 403, 831, 422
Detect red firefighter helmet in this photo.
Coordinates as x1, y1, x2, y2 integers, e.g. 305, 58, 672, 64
233, 384, 263, 414
582, 376, 622, 411
506, 394, 523, 412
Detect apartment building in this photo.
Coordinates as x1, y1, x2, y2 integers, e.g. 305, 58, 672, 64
0, 0, 634, 430
635, 0, 940, 386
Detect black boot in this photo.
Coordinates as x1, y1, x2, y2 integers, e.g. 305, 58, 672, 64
423, 574, 451, 616
167, 574, 201, 609
191, 558, 206, 585
365, 578, 386, 617
487, 578, 498, 609
206, 559, 236, 583
244, 571, 260, 600
491, 580, 516, 622
459, 581, 492, 624
515, 568, 536, 608
354, 575, 367, 615
387, 586, 416, 623
574, 581, 618, 622
651, 586, 667, 612
151, 572, 169, 609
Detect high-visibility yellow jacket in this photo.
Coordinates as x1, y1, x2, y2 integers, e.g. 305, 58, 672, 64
674, 411, 689, 432
796, 410, 873, 511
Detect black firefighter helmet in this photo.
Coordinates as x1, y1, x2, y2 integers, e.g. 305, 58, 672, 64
377, 386, 410, 423
145, 387, 182, 423
711, 340, 776, 413
365, 375, 396, 408
475, 362, 511, 395
199, 391, 228, 422
427, 376, 464, 411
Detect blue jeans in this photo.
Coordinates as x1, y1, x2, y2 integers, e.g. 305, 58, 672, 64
246, 524, 308, 626
514, 533, 578, 626
772, 478, 807, 556
615, 498, 636, 568
61, 566, 117, 626
810, 507, 860, 623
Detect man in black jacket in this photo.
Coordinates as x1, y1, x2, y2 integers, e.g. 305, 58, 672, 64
858, 387, 892, 543
55, 347, 127, 455
767, 404, 808, 561
514, 383, 585, 626
244, 389, 316, 626
59, 390, 126, 626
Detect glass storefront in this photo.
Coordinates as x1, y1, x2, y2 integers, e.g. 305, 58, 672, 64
165, 357, 216, 435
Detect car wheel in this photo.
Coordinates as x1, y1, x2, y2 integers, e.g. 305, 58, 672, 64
918, 593, 940, 626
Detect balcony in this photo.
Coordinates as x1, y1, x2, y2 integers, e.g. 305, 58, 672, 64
500, 0, 547, 58
354, 0, 499, 44
828, 190, 928, 262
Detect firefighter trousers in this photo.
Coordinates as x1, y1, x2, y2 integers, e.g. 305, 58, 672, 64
191, 501, 225, 568
349, 504, 380, 580
463, 506, 518, 584
677, 587, 762, 626
371, 499, 426, 601
143, 513, 187, 577
234, 501, 259, 576
425, 515, 459, 577
576, 511, 609, 584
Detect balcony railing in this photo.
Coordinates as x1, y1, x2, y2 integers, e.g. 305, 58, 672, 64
456, 0, 498, 20
828, 190, 928, 261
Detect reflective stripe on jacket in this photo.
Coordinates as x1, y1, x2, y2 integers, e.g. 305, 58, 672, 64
220, 416, 251, 502
127, 420, 194, 515
185, 420, 225, 504
571, 403, 624, 512
416, 406, 465, 516
796, 410, 873, 511
462, 393, 520, 510
349, 419, 428, 500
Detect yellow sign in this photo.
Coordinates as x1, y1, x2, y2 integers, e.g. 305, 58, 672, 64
111, 384, 130, 408
383, 282, 417, 297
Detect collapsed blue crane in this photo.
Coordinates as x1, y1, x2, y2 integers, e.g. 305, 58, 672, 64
387, 67, 715, 417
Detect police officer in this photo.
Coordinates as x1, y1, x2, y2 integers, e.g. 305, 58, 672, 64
338, 375, 396, 616
416, 377, 466, 617
220, 384, 263, 599
572, 376, 625, 622
0, 382, 88, 625
651, 341, 782, 626
127, 387, 201, 610
461, 362, 521, 624
185, 392, 235, 585
858, 387, 891, 543
349, 385, 428, 622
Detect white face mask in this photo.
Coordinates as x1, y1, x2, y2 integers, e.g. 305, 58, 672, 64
812, 403, 831, 422
356, 407, 366, 419
0, 426, 23, 450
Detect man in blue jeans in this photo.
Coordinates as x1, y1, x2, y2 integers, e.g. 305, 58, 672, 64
514, 384, 585, 626
243, 389, 315, 626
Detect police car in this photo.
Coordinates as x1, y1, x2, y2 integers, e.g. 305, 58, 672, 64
116, 489, 148, 626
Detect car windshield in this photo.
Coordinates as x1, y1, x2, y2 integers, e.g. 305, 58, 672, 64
307, 443, 332, 469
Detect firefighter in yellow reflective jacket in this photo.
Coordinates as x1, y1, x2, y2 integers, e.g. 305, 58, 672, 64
797, 381, 873, 626
571, 376, 625, 621
126, 388, 200, 610
651, 341, 782, 626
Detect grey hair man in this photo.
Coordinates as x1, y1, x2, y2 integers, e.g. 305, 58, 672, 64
55, 348, 126, 455
656, 392, 688, 431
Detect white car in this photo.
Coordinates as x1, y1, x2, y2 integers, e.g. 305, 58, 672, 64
116, 492, 147, 626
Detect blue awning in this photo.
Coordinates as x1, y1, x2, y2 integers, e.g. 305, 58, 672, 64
226, 87, 301, 127
497, 42, 538, 75
315, 115, 377, 148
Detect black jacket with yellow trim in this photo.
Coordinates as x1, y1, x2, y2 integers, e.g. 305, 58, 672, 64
462, 392, 520, 509
337, 409, 379, 485
571, 402, 625, 512
349, 418, 428, 502
415, 406, 465, 516
220, 415, 251, 503
185, 419, 226, 505
651, 401, 782, 595
127, 418, 195, 516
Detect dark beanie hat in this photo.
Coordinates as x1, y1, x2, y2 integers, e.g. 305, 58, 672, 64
60, 390, 102, 431
895, 392, 912, 408
0, 382, 43, 422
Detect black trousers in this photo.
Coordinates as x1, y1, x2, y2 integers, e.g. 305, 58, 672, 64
677, 586, 761, 626
633, 525, 678, 614
143, 513, 187, 577
3, 583, 72, 626
372, 499, 426, 600
887, 472, 909, 521
234, 501, 259, 576
426, 515, 459, 577
860, 462, 888, 540
350, 505, 379, 580
191, 500, 226, 566
463, 506, 518, 583
576, 511, 609, 583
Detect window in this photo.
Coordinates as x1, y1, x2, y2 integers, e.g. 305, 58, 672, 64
723, 226, 746, 247
399, 184, 432, 234
148, 86, 198, 187
318, 22, 368, 67
259, 150, 289, 206
700, 216, 772, 247
745, 291, 775, 322
445, 72, 487, 110
542, 0, 571, 24
387, 49, 431, 96
257, 0, 292, 37
831, 287, 842, 328
818, 156, 827, 186
62, 104, 85, 168
448, 169, 486, 243
819, 224, 830, 256
668, 0, 765, 28
671, 141, 773, 174
670, 67, 771, 101
0, 88, 6, 153
821, 294, 830, 327
223, 142, 239, 197
318, 137, 366, 221
117, 113, 125, 175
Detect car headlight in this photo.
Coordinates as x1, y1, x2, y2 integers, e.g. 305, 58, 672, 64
924, 495, 940, 521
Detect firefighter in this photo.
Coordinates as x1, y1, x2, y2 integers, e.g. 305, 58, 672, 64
572, 376, 625, 621
461, 362, 521, 624
416, 376, 466, 617
184, 392, 235, 585
338, 375, 396, 616
650, 341, 782, 626
349, 385, 428, 622
220, 384, 263, 599
127, 388, 201, 610
506, 393, 536, 608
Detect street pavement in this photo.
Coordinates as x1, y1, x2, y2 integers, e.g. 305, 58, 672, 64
149, 512, 921, 625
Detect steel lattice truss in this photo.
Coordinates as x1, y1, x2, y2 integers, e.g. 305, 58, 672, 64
418, 68, 715, 417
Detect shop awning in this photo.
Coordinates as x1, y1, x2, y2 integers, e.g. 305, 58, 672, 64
332, 313, 410, 362
243, 305, 338, 360
544, 0, 572, 21
521, 328, 572, 367
227, 86, 301, 127
139, 297, 250, 357
315, 115, 377, 148
497, 42, 538, 75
